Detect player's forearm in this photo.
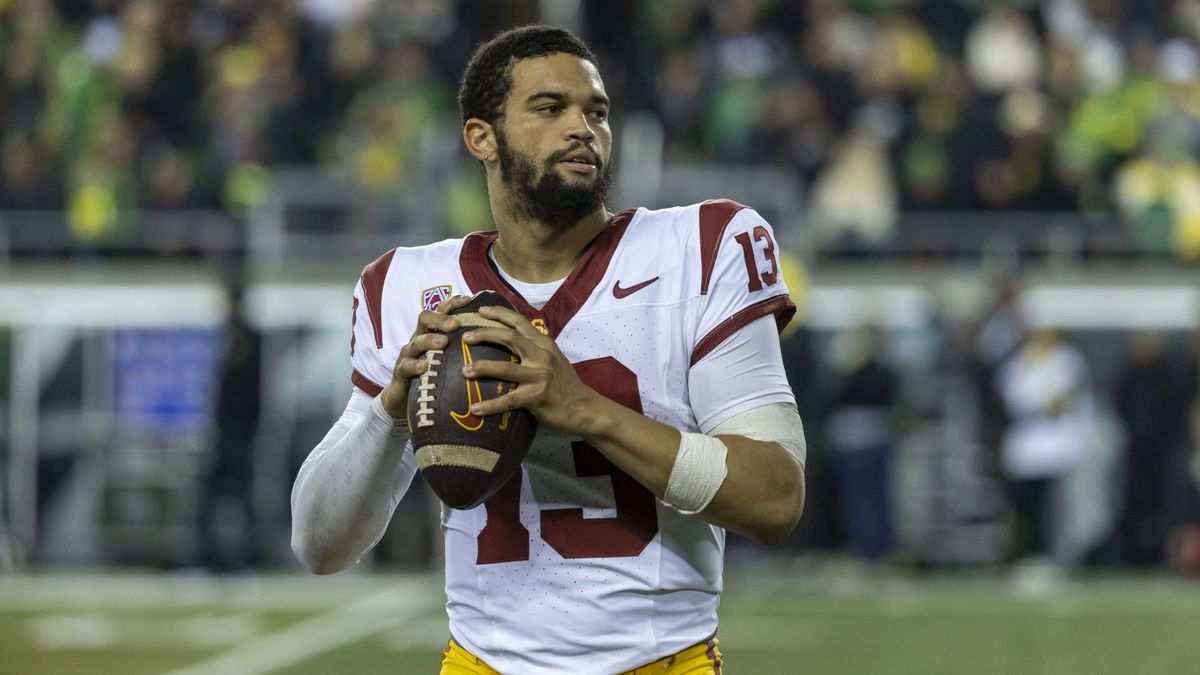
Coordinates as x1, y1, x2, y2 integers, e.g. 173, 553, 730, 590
706, 435, 805, 545
581, 396, 805, 545
290, 398, 415, 574
579, 393, 680, 494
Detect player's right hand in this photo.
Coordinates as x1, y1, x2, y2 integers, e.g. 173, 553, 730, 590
380, 295, 474, 419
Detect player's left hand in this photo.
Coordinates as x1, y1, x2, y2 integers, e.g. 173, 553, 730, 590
459, 304, 601, 434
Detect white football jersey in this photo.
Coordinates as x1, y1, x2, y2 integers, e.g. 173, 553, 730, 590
349, 200, 795, 674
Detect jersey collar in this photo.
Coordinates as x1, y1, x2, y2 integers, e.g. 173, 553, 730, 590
459, 208, 637, 339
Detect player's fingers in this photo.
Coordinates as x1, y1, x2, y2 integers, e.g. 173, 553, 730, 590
434, 294, 474, 315
407, 331, 450, 355
469, 389, 532, 417
394, 332, 451, 378
394, 355, 429, 378
462, 358, 531, 383
416, 308, 460, 335
477, 305, 547, 342
461, 326, 539, 360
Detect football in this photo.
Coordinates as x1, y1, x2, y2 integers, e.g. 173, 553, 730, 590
406, 290, 538, 509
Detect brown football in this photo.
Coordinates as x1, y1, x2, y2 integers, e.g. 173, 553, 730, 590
406, 291, 537, 509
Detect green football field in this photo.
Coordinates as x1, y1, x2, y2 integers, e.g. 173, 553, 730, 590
1, 567, 1197, 675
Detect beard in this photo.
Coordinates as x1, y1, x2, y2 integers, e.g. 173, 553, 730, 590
496, 128, 613, 227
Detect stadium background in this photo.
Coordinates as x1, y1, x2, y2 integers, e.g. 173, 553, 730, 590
2, 0, 1200, 673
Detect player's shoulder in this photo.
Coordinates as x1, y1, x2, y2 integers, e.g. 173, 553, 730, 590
624, 199, 766, 241
356, 235, 471, 299
359, 236, 468, 280
354, 235, 472, 344
610, 200, 772, 300
620, 199, 769, 272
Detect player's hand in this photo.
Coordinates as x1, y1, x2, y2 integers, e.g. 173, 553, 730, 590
459, 305, 600, 434
380, 295, 475, 419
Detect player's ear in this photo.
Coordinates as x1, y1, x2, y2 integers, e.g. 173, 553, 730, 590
463, 119, 497, 164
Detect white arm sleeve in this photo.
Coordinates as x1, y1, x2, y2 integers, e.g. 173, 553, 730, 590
711, 401, 807, 468
689, 314, 796, 433
290, 389, 418, 574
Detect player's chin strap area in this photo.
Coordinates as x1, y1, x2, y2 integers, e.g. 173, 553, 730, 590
661, 402, 806, 515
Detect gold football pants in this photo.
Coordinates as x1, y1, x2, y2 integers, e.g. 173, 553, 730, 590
440, 636, 723, 674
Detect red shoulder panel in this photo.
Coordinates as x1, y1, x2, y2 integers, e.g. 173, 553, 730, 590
689, 295, 797, 366
361, 248, 396, 349
698, 199, 748, 296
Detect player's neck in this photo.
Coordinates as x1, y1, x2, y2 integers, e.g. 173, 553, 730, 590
489, 206, 611, 283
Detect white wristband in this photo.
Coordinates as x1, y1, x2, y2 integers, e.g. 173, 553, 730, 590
662, 432, 728, 515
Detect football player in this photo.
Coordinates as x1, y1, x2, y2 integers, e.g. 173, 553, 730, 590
291, 25, 807, 674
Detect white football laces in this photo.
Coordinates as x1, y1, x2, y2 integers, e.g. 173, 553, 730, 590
415, 349, 442, 428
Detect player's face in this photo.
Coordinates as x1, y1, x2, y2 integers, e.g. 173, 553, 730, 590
495, 53, 613, 225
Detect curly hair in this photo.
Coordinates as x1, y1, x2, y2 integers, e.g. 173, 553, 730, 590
458, 25, 598, 127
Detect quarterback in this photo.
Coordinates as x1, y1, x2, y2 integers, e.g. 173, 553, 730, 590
291, 25, 806, 674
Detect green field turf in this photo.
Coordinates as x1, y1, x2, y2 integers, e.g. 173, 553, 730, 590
1, 568, 1197, 674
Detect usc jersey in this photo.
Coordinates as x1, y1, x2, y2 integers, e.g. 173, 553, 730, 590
349, 200, 795, 674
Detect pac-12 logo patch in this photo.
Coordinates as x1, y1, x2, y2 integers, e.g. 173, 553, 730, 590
422, 285, 452, 312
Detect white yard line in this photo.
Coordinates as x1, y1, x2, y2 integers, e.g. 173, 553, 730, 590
162, 578, 442, 675
27, 613, 265, 650
0, 572, 437, 611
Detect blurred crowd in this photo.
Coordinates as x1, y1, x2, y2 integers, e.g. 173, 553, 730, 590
779, 286, 1200, 579
2, 0, 1200, 256
970, 288, 1200, 575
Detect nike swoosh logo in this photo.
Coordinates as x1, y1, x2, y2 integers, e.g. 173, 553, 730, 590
612, 276, 660, 299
